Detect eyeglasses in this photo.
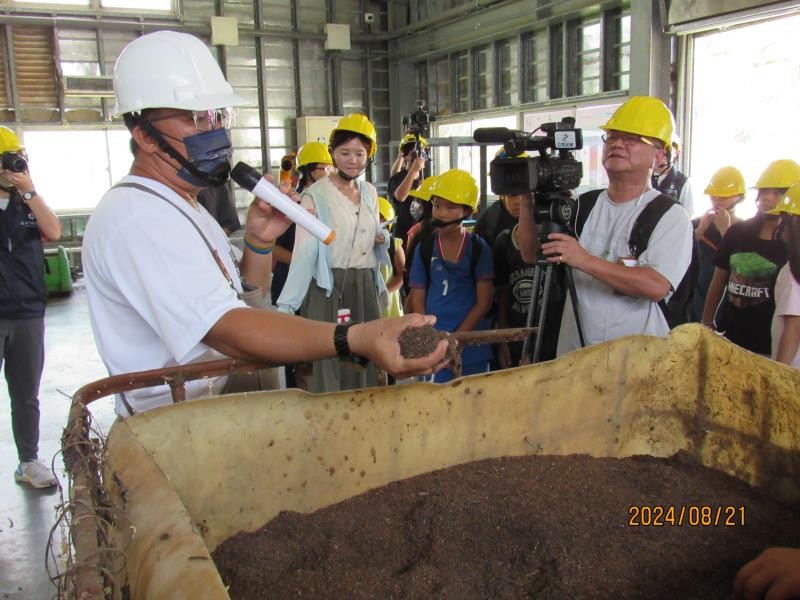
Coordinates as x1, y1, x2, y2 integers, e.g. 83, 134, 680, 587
147, 107, 237, 132
601, 133, 658, 148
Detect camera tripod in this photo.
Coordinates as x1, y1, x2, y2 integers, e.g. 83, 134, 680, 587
519, 224, 586, 364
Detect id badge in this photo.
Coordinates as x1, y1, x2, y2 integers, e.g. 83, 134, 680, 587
337, 308, 352, 324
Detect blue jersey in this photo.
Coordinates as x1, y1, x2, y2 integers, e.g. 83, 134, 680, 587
409, 230, 494, 373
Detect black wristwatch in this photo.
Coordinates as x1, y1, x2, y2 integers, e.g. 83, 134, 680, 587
21, 190, 36, 202
333, 322, 368, 365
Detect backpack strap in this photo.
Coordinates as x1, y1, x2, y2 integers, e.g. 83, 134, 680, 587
626, 193, 680, 318
469, 231, 482, 283
573, 189, 603, 237
627, 194, 678, 258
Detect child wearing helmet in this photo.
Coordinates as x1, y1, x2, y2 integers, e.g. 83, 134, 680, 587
701, 159, 800, 355
377, 196, 405, 321
407, 169, 494, 382
690, 166, 746, 321
768, 183, 800, 367
277, 113, 394, 392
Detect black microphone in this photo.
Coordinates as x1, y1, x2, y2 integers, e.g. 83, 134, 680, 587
473, 127, 528, 144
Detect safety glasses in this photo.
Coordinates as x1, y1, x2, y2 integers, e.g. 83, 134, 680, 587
601, 132, 659, 148
146, 107, 236, 132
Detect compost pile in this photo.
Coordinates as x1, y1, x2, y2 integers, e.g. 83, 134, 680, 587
212, 453, 800, 599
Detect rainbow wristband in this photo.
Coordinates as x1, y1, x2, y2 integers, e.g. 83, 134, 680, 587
244, 237, 275, 255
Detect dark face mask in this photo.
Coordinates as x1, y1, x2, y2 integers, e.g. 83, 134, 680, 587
177, 128, 233, 187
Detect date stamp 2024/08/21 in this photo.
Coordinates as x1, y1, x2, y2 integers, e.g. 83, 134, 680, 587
628, 505, 746, 527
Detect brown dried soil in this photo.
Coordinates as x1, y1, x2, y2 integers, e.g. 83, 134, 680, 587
212, 453, 800, 600
398, 324, 453, 359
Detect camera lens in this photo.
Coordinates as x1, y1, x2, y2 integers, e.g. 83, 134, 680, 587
2, 153, 27, 173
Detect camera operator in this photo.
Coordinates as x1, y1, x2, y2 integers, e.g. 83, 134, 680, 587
517, 96, 693, 355
388, 133, 428, 248
0, 126, 62, 488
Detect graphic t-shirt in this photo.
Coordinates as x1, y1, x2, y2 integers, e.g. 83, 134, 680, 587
713, 218, 787, 355
493, 226, 564, 363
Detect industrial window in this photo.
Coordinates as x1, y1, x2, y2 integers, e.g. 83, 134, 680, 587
573, 18, 601, 96
453, 50, 469, 113
606, 11, 631, 91
687, 12, 800, 219
472, 45, 493, 111
16, 0, 172, 8
23, 129, 131, 211
495, 38, 519, 107
521, 29, 547, 103
548, 24, 564, 99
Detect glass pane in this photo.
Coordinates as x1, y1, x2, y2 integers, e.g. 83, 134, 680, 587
16, 0, 90, 5
621, 14, 631, 42
690, 13, 800, 218
581, 51, 600, 78
101, 0, 171, 9
581, 21, 601, 51
24, 130, 128, 211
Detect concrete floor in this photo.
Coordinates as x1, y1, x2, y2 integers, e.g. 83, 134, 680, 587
0, 283, 116, 600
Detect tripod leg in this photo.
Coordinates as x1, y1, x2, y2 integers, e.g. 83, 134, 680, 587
564, 267, 586, 348
532, 264, 554, 364
520, 264, 543, 362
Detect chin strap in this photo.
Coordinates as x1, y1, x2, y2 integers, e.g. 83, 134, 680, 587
139, 119, 229, 187
430, 216, 468, 228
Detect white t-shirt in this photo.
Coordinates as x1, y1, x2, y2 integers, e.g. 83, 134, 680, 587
771, 264, 800, 368
557, 189, 693, 355
83, 176, 246, 415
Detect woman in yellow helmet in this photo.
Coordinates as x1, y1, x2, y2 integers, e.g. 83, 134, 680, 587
690, 166, 746, 321
276, 114, 391, 393
701, 159, 800, 355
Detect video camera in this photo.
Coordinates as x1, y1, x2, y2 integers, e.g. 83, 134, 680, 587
401, 100, 433, 160
474, 117, 583, 234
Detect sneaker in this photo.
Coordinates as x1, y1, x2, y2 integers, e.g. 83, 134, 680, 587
14, 460, 57, 489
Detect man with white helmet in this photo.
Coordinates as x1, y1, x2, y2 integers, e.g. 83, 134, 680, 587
83, 31, 447, 416
517, 96, 693, 355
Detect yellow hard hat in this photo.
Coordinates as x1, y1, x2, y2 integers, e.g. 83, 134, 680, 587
430, 169, 478, 212
600, 96, 675, 148
330, 113, 377, 158
704, 166, 746, 197
400, 133, 428, 149
378, 197, 395, 222
297, 142, 333, 168
767, 182, 800, 216
0, 127, 23, 154
753, 159, 800, 189
408, 176, 438, 202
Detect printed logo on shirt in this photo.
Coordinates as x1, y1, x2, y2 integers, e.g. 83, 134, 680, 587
726, 251, 778, 309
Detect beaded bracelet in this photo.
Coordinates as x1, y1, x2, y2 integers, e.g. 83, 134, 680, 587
244, 237, 275, 255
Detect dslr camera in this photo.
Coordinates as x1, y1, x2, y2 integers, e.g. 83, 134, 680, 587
402, 100, 433, 160
2, 151, 28, 173
475, 117, 583, 234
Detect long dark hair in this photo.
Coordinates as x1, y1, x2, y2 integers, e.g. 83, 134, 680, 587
786, 214, 800, 285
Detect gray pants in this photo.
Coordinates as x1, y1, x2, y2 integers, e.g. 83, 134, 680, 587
0, 317, 45, 462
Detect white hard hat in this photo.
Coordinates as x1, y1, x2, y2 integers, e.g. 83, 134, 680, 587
113, 31, 248, 116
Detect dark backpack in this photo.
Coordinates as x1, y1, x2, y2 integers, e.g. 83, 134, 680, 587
574, 189, 699, 328
418, 231, 483, 290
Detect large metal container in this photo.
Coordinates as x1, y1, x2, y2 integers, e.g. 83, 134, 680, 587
93, 325, 800, 599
